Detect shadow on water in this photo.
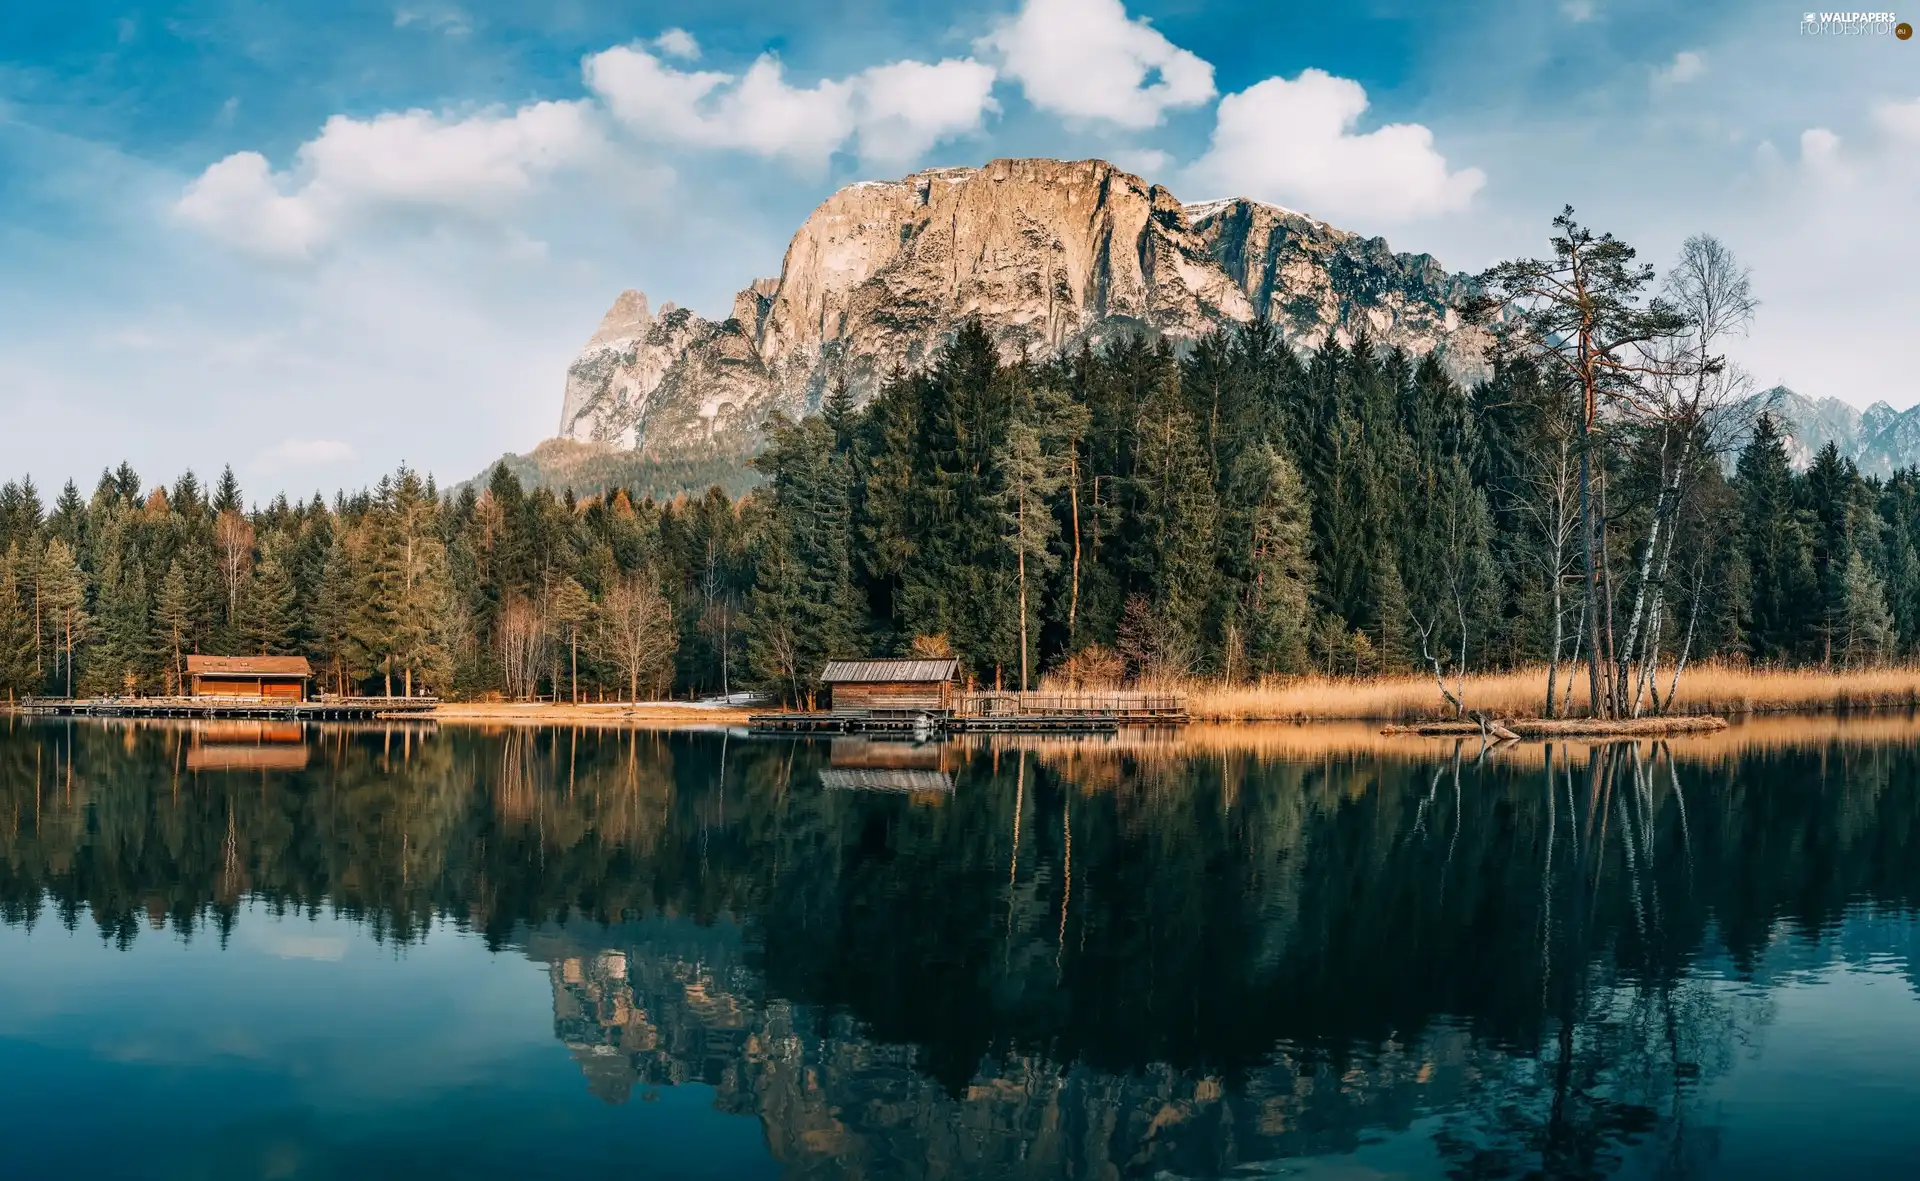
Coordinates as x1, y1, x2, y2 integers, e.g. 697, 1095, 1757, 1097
4, 715, 1920, 1178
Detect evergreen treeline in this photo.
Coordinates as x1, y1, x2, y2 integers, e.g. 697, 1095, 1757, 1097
0, 220, 1912, 708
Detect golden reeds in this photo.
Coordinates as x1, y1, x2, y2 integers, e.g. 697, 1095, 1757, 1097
1176, 662, 1920, 722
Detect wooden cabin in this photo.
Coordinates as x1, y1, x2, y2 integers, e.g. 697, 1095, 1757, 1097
186, 655, 313, 702
819, 658, 958, 717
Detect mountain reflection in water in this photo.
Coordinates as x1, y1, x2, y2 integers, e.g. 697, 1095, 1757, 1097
4, 717, 1920, 1179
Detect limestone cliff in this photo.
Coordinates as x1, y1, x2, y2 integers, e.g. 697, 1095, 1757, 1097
557, 157, 1480, 460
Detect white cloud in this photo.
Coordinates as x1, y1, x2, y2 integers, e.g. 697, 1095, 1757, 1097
652, 28, 700, 60
176, 151, 331, 261
1874, 97, 1920, 145
1187, 69, 1485, 224
983, 0, 1214, 129
1800, 126, 1845, 179
585, 46, 851, 164
854, 59, 999, 165
394, 5, 471, 36
253, 439, 356, 470
1113, 148, 1171, 177
1656, 50, 1706, 86
174, 100, 599, 260
1561, 0, 1596, 21
584, 45, 995, 168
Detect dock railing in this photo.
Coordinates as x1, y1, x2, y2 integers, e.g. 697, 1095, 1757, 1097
958, 691, 1187, 721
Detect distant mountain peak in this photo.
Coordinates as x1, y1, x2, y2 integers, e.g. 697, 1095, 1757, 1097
1748, 385, 1920, 475
552, 157, 1486, 464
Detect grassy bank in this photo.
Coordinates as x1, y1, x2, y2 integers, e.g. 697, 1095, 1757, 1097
1181, 663, 1920, 723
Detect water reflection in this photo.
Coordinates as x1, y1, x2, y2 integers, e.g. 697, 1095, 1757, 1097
4, 717, 1920, 1178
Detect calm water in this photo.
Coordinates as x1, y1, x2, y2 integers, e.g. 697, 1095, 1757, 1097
5, 720, 1920, 1179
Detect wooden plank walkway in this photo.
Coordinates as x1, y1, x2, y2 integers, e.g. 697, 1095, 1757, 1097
751, 713, 1124, 735
11, 696, 439, 720
751, 688, 1187, 736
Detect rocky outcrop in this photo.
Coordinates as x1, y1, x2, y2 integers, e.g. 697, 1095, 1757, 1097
558, 158, 1480, 459
1738, 387, 1920, 475
1186, 198, 1477, 356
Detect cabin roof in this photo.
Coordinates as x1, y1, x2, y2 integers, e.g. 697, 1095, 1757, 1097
185, 655, 313, 677
819, 658, 958, 684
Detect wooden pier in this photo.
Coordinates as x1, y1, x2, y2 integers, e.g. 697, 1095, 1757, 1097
751, 690, 1186, 736
11, 695, 439, 721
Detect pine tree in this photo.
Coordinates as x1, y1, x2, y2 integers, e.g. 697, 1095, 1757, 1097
547, 575, 593, 703
361, 468, 452, 696
38, 538, 88, 697
998, 395, 1068, 691
83, 543, 153, 696
747, 417, 863, 700
1230, 444, 1315, 678
154, 560, 194, 693
309, 536, 359, 695
1839, 549, 1895, 668
0, 544, 36, 698
1805, 441, 1858, 665
1738, 415, 1818, 662
1127, 363, 1219, 676
237, 547, 299, 655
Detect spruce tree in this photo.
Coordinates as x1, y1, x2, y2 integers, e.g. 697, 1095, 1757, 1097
1230, 443, 1315, 677
154, 560, 193, 693
38, 538, 88, 697
1839, 550, 1895, 668
1738, 415, 1817, 662
237, 548, 299, 655
0, 545, 36, 698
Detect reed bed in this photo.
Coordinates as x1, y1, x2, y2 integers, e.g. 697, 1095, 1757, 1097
1175, 662, 1920, 723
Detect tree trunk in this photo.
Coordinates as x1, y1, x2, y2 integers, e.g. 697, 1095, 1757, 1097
1578, 433, 1606, 718
1545, 569, 1563, 719
1017, 496, 1030, 692
1068, 455, 1082, 644
570, 629, 578, 704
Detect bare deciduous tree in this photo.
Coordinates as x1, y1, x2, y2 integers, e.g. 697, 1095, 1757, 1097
597, 570, 678, 703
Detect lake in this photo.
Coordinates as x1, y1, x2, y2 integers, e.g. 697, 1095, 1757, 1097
4, 718, 1920, 1179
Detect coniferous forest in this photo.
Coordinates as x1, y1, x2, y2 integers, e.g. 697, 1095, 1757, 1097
0, 216, 1914, 712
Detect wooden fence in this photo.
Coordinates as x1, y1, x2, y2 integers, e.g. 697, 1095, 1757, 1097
957, 691, 1187, 721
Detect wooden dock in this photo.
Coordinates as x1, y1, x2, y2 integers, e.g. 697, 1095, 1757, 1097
750, 690, 1186, 736
11, 696, 439, 721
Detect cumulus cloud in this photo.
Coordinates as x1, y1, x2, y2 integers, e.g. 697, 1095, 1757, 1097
585, 46, 851, 164
983, 0, 1213, 129
584, 45, 995, 168
174, 101, 598, 260
1656, 50, 1706, 86
854, 59, 999, 165
652, 28, 700, 59
1187, 69, 1484, 224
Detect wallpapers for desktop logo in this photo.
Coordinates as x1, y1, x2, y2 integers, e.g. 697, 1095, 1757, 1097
1800, 10, 1908, 34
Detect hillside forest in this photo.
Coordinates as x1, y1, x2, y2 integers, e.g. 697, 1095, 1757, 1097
0, 214, 1911, 716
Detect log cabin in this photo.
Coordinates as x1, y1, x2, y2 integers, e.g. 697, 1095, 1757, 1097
186, 655, 313, 702
819, 658, 958, 718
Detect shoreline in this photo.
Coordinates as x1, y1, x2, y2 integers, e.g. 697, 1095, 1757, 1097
430, 701, 758, 726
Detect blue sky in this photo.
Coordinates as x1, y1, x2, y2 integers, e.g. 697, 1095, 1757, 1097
2, 1, 1916, 497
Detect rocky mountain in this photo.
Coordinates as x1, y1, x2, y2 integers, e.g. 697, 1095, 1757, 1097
1748, 387, 1920, 475
554, 157, 1483, 466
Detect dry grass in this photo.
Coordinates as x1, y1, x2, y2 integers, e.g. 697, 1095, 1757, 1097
432, 701, 755, 727
1181, 662, 1920, 722
974, 714, 1920, 777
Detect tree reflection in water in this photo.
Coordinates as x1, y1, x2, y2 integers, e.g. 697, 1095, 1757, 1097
4, 717, 1920, 1179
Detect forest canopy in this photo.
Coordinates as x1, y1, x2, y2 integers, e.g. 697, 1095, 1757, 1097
0, 219, 1909, 714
